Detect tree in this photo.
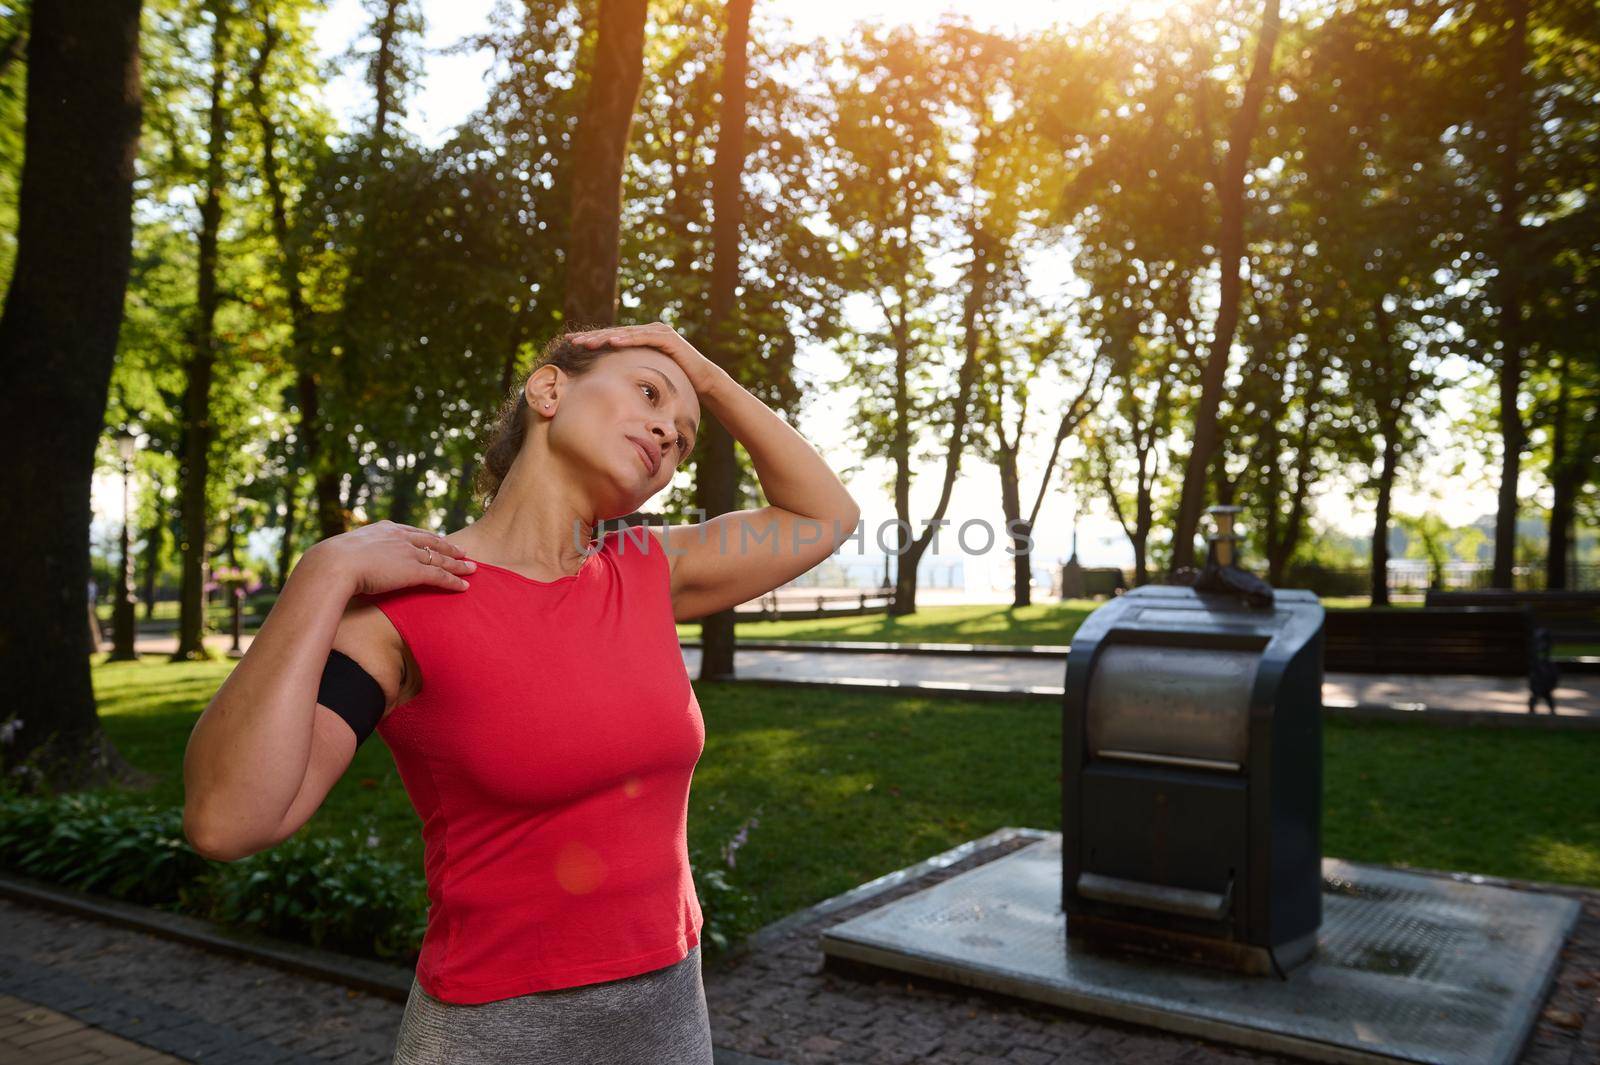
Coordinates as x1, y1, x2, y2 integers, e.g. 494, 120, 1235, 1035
1397, 511, 1485, 590
170, 0, 238, 660
818, 21, 970, 616
244, 0, 338, 582
562, 0, 648, 325
1426, 0, 1597, 587
943, 21, 1096, 608
1046, 12, 1210, 584
0, 0, 30, 292
0, 0, 147, 790
1169, 0, 1282, 569
973, 307, 1100, 604
693, 0, 753, 680
1486, 0, 1530, 588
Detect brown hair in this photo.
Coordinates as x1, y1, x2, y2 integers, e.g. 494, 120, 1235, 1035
473, 328, 613, 509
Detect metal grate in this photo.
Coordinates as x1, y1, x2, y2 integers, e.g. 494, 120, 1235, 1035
820, 835, 1580, 1065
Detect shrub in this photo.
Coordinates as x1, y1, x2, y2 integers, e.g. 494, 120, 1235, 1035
0, 790, 210, 905
191, 825, 427, 963
0, 786, 757, 965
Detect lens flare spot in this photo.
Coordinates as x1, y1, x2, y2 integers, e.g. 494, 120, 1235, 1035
554, 841, 606, 895
622, 775, 643, 798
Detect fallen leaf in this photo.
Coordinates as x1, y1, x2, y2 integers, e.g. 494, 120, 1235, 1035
1542, 1008, 1581, 1030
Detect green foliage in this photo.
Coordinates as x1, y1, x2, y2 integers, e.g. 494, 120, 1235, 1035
0, 1, 27, 292
192, 821, 429, 961
1395, 510, 1488, 586
0, 784, 756, 967
75, 0, 1598, 603
0, 790, 211, 905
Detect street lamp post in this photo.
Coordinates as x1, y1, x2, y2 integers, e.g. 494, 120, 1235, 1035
108, 428, 141, 661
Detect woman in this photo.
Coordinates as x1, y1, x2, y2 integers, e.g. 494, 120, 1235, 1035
181, 322, 861, 1064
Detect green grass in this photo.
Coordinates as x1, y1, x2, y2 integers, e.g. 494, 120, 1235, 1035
95, 601, 259, 628
77, 654, 1600, 949
1319, 596, 1425, 610
674, 600, 1102, 647
670, 596, 1429, 647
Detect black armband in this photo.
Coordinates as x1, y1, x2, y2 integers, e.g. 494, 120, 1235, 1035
318, 648, 386, 747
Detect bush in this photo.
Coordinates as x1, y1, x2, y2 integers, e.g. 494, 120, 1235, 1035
0, 790, 210, 905
0, 788, 423, 964
0, 787, 756, 967
191, 825, 428, 963
1281, 560, 1370, 597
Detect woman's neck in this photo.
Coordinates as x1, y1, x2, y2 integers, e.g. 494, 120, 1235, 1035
445, 503, 599, 580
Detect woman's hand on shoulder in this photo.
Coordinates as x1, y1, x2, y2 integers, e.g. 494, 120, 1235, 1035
300, 519, 478, 598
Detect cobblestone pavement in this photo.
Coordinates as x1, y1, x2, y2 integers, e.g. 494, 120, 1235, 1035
700, 834, 1600, 1065
2, 836, 1596, 1065
0, 896, 402, 1064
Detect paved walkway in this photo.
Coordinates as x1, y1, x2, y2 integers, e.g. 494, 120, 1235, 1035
2, 832, 1597, 1065
0, 992, 186, 1064
676, 644, 1600, 719
118, 633, 1598, 720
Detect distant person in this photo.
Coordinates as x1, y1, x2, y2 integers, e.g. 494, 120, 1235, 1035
1528, 628, 1559, 714
182, 323, 860, 1064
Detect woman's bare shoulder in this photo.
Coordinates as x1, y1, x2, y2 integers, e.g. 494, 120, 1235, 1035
332, 597, 421, 721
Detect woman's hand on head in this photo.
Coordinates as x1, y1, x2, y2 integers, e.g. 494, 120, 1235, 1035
304, 520, 477, 598
567, 321, 727, 395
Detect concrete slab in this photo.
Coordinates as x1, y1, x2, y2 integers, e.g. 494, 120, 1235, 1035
818, 833, 1581, 1065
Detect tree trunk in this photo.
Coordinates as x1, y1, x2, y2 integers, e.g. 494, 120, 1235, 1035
889, 219, 989, 615
172, 4, 231, 661
351, 472, 372, 517
695, 0, 753, 681
389, 453, 424, 526
1544, 357, 1590, 591
276, 465, 299, 590
141, 488, 164, 620
561, 0, 648, 327
998, 449, 1030, 607
0, 0, 150, 792
1371, 422, 1399, 607
444, 459, 476, 531
1170, 0, 1281, 569
247, 17, 327, 566
1490, 0, 1529, 588
1267, 381, 1322, 584
371, 0, 403, 145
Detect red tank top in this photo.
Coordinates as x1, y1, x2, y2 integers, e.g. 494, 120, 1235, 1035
360, 524, 704, 1005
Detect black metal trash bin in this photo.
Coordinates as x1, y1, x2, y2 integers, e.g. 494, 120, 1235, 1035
1060, 583, 1325, 976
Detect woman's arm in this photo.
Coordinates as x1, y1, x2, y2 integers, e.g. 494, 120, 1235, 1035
182, 522, 473, 860
182, 548, 363, 860
698, 362, 860, 529
569, 323, 861, 618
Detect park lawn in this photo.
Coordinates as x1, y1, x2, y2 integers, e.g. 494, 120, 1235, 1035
671, 595, 1419, 647
85, 655, 1600, 950
673, 600, 1101, 647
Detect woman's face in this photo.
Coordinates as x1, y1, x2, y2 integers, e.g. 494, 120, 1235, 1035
539, 345, 701, 514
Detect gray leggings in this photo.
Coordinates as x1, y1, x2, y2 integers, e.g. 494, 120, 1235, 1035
391, 944, 714, 1065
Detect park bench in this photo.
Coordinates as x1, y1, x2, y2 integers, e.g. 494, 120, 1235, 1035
743, 587, 897, 622
1422, 589, 1600, 649
1322, 606, 1560, 712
